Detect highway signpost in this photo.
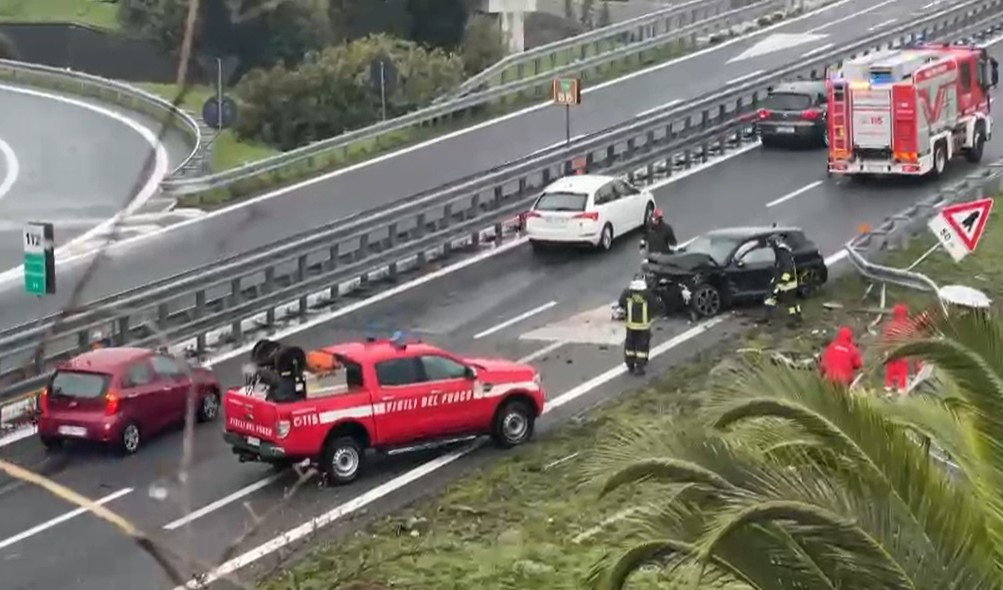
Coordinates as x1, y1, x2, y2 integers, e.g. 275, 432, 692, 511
23, 222, 55, 296
552, 77, 581, 145
370, 55, 397, 122
927, 197, 994, 262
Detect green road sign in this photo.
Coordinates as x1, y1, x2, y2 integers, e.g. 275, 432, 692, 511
23, 222, 55, 296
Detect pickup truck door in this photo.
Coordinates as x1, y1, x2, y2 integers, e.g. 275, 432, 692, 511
416, 354, 478, 435
372, 357, 435, 446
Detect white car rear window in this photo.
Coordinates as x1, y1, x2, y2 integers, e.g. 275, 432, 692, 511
534, 192, 588, 212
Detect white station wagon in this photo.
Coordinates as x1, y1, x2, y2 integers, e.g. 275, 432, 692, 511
524, 174, 657, 252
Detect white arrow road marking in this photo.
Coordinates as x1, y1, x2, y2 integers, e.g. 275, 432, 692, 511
726, 33, 831, 63
0, 138, 19, 203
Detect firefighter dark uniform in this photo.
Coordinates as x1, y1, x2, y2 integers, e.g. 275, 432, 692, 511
618, 278, 661, 375
764, 237, 801, 326
645, 209, 678, 255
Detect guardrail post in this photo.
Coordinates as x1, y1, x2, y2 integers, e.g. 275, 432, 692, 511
195, 290, 206, 320
356, 234, 370, 260
327, 243, 340, 301
297, 255, 309, 316
441, 203, 453, 230
470, 193, 481, 218
115, 317, 130, 346
77, 330, 89, 354
493, 185, 504, 210
260, 269, 274, 326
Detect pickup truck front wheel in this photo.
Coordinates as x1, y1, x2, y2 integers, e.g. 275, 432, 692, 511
491, 399, 536, 449
321, 436, 364, 485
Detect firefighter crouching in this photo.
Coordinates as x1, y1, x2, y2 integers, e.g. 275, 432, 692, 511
763, 235, 801, 327
618, 277, 664, 375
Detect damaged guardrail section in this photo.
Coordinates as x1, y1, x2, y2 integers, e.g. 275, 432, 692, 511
1, 0, 1003, 426
844, 159, 1003, 291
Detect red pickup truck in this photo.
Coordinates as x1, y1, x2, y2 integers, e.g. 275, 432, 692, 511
222, 337, 545, 485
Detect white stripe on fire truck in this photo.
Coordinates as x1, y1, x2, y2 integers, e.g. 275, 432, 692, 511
312, 381, 541, 426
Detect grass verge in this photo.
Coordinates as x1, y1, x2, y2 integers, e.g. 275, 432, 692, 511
0, 0, 118, 29
256, 206, 1002, 590
130, 82, 280, 174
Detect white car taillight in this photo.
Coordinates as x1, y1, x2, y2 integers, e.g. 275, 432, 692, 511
275, 420, 291, 439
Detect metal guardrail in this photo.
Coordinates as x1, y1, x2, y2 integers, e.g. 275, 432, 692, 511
445, 0, 768, 101
844, 159, 1003, 292
159, 0, 793, 202
0, 59, 207, 178
1, 0, 1002, 404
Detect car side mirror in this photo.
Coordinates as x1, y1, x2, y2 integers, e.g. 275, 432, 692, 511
992, 58, 999, 87
464, 366, 477, 380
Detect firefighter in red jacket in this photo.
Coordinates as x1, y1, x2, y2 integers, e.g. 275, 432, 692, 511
882, 303, 912, 394
819, 326, 862, 387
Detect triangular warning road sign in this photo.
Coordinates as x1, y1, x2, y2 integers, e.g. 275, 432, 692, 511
942, 198, 994, 252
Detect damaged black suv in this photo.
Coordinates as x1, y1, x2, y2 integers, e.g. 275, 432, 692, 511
643, 226, 828, 318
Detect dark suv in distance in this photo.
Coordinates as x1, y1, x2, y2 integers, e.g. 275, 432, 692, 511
755, 80, 828, 148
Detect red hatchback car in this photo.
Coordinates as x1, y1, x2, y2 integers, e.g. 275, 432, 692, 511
37, 347, 221, 454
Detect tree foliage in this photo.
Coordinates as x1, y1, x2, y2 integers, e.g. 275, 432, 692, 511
117, 0, 332, 73
586, 308, 1003, 590
459, 14, 507, 77
234, 33, 465, 149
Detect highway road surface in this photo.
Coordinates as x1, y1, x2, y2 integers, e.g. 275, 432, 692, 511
0, 0, 943, 331
0, 82, 189, 277
1, 48, 1001, 585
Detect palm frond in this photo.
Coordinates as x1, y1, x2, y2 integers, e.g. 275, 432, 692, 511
590, 538, 764, 590
697, 499, 920, 590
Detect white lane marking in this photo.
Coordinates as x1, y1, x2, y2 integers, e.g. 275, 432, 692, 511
518, 340, 568, 364
162, 473, 283, 531
180, 248, 857, 589
867, 17, 898, 30
807, 0, 900, 33
0, 84, 169, 284
636, 99, 682, 118
17, 0, 866, 278
474, 300, 558, 340
0, 138, 19, 202
725, 69, 765, 86
766, 180, 824, 207
802, 42, 836, 57
0, 487, 133, 551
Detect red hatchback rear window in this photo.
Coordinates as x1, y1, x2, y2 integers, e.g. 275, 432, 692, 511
50, 371, 110, 400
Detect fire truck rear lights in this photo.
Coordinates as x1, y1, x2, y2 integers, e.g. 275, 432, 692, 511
894, 152, 918, 163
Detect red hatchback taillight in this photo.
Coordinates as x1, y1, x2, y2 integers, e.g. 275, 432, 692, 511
104, 390, 120, 415
758, 108, 771, 119
800, 108, 822, 121
574, 211, 599, 221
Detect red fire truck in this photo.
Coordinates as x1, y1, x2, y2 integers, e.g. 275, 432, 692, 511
827, 43, 998, 179
222, 337, 545, 485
